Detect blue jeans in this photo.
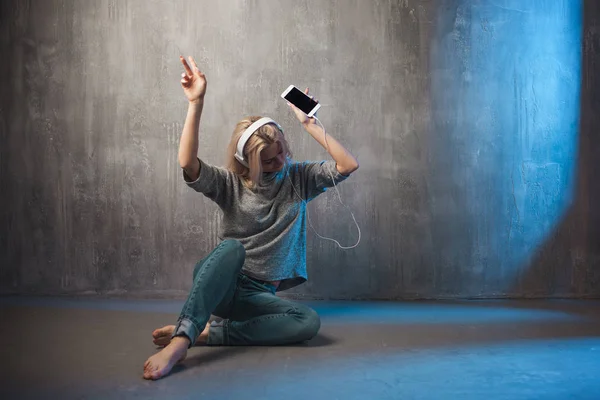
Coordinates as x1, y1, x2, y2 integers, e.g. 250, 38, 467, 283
172, 239, 321, 347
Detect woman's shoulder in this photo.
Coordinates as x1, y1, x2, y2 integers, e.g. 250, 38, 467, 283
286, 160, 304, 177
287, 159, 326, 175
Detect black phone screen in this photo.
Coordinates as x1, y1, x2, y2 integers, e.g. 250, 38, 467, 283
284, 86, 318, 115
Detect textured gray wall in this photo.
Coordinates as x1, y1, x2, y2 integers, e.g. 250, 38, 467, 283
1, 0, 599, 299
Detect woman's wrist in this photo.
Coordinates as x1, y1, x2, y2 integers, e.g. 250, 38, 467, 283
189, 97, 204, 106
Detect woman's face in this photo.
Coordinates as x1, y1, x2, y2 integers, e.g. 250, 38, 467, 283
260, 141, 285, 172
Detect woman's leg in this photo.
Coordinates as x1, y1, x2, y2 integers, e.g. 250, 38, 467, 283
151, 242, 241, 347
143, 239, 245, 380
206, 275, 321, 346
170, 239, 246, 346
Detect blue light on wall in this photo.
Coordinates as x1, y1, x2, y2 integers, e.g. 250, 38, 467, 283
429, 0, 582, 293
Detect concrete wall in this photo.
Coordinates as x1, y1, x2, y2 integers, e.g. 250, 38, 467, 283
1, 0, 598, 299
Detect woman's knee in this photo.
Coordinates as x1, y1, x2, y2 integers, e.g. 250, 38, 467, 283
295, 306, 321, 341
193, 239, 246, 279
220, 239, 246, 260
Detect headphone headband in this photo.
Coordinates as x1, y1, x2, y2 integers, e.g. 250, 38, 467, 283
234, 117, 282, 167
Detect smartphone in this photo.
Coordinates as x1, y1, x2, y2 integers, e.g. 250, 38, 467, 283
281, 85, 321, 117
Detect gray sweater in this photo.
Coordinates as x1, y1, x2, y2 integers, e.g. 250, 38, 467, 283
184, 158, 349, 291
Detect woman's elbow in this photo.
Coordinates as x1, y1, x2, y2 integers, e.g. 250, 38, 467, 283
179, 158, 201, 179
179, 156, 197, 171
340, 161, 359, 176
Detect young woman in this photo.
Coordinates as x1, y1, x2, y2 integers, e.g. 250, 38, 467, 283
143, 56, 359, 380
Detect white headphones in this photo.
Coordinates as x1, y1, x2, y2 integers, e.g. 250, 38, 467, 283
234, 117, 283, 167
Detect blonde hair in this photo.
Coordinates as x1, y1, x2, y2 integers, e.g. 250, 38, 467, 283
226, 116, 292, 188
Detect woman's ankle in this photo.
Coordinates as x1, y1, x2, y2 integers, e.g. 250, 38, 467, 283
170, 335, 191, 349
196, 322, 211, 344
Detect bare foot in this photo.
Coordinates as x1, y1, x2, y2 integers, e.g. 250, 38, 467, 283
152, 323, 211, 347
143, 336, 189, 380
152, 325, 177, 347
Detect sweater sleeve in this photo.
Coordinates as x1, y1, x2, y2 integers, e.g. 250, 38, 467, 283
183, 158, 233, 208
297, 160, 350, 201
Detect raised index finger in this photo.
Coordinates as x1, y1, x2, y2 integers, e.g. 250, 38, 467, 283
180, 56, 193, 76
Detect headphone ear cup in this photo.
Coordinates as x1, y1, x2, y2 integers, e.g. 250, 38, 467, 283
234, 153, 248, 167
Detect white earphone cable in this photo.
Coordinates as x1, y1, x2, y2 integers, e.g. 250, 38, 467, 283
286, 116, 361, 249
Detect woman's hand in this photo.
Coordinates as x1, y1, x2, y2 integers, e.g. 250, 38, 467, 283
287, 87, 318, 126
180, 56, 207, 104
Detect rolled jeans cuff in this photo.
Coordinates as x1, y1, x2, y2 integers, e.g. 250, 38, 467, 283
172, 318, 199, 349
207, 320, 227, 346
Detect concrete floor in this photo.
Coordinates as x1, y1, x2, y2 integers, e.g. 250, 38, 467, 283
1, 297, 600, 400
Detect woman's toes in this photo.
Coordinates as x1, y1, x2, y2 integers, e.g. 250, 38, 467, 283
152, 325, 175, 339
